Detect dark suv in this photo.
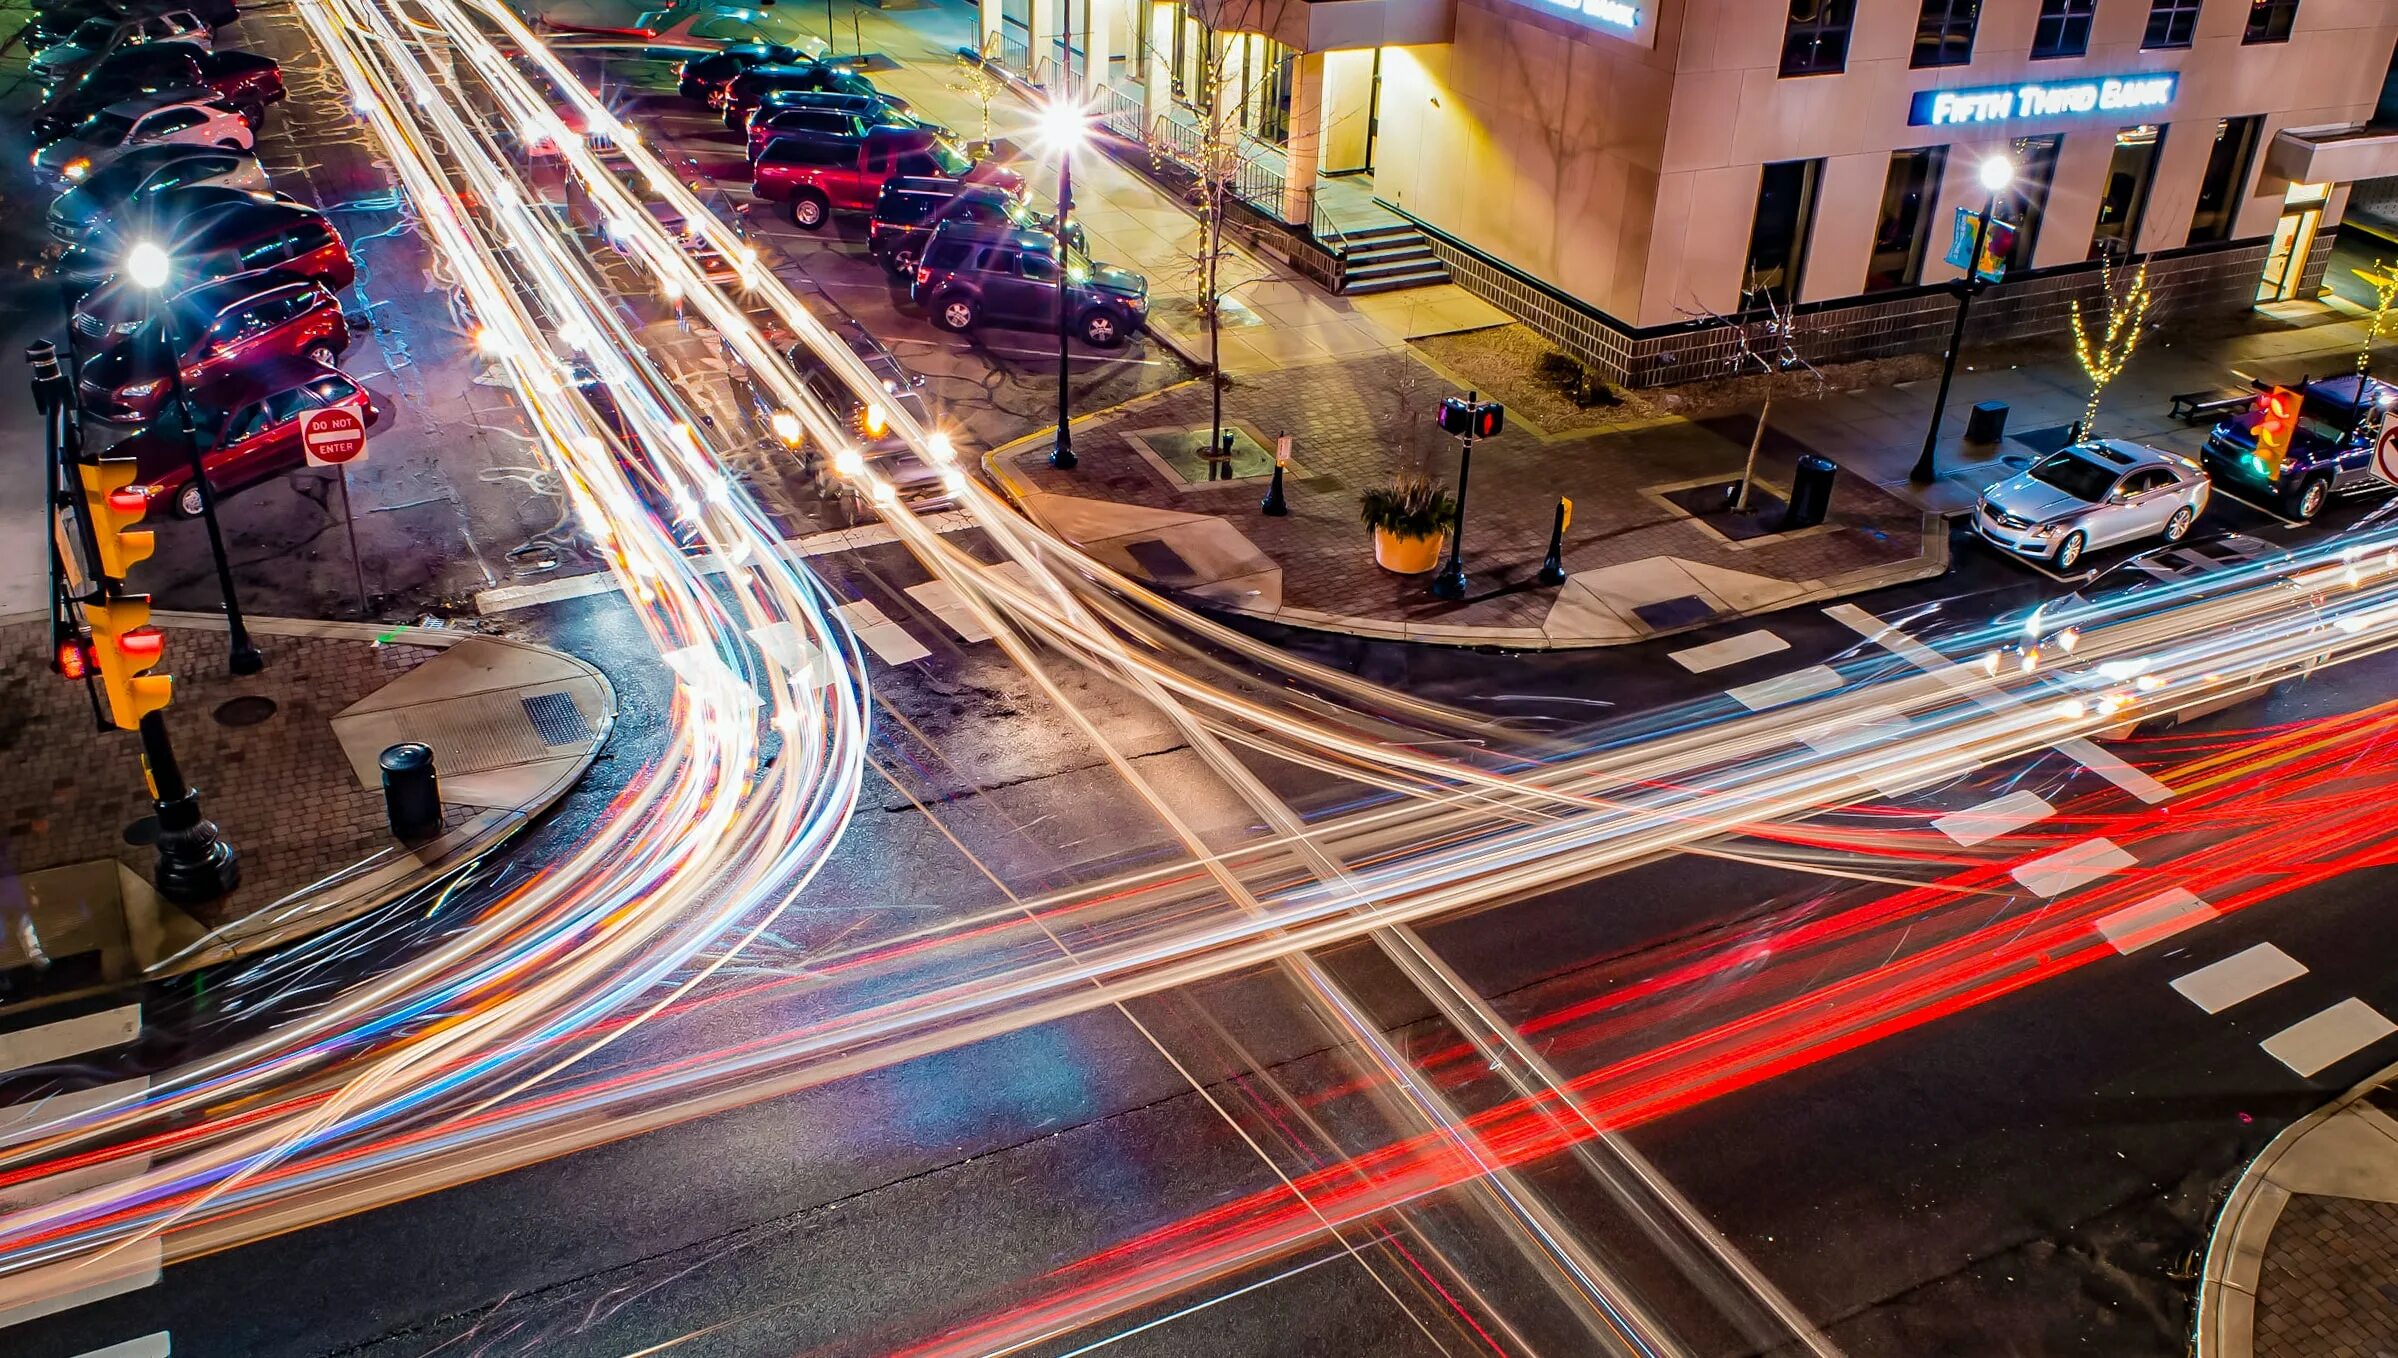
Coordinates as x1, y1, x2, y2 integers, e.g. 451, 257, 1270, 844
746, 91, 921, 161
2202, 373, 2398, 521
869, 176, 1084, 277
718, 61, 880, 131
754, 125, 1021, 229
677, 41, 809, 99
76, 268, 349, 422
910, 223, 1146, 347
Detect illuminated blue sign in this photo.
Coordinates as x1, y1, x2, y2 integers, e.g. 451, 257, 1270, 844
1908, 73, 2178, 127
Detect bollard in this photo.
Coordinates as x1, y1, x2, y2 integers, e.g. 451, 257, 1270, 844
379, 743, 441, 842
1537, 497, 1570, 586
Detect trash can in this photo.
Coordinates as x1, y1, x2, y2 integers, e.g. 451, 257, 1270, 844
379, 743, 441, 842
1965, 400, 2009, 445
1782, 454, 1837, 530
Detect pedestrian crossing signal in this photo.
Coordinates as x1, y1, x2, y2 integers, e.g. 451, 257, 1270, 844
1437, 397, 1505, 440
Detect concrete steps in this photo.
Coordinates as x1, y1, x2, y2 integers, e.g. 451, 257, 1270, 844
1335, 220, 1449, 295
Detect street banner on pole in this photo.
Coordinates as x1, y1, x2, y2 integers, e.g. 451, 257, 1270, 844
1944, 209, 2016, 283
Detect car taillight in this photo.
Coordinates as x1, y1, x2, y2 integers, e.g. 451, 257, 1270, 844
915, 266, 931, 285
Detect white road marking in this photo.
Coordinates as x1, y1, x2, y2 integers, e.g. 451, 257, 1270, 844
2095, 888, 2217, 953
0, 1076, 149, 1152
904, 580, 994, 643
1725, 664, 1840, 712
0, 1006, 140, 1079
660, 645, 763, 710
2010, 837, 2134, 896
2171, 944, 2308, 1014
744, 621, 834, 691
1671, 630, 1789, 674
0, 1238, 161, 1330
1933, 790, 2053, 848
1797, 704, 1908, 757
838, 601, 932, 666
73, 1336, 170, 1358
2055, 737, 2175, 805
2262, 999, 2398, 1078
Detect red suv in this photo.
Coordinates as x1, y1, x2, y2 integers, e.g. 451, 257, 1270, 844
76, 268, 350, 422
754, 125, 1022, 229
116, 360, 379, 517
73, 204, 352, 347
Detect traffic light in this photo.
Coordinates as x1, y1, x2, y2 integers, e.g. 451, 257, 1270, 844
79, 458, 155, 581
2251, 387, 2302, 480
1437, 397, 1505, 439
86, 595, 172, 731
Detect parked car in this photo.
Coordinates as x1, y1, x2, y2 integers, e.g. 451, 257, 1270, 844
29, 0, 231, 53
754, 125, 1021, 229
32, 88, 252, 187
869, 175, 1083, 277
47, 142, 265, 245
910, 222, 1147, 347
1974, 439, 2209, 572
114, 360, 379, 517
54, 186, 303, 296
744, 91, 922, 162
30, 9, 210, 84
2202, 373, 2398, 522
75, 269, 350, 423
676, 41, 810, 99
74, 204, 353, 350
718, 61, 881, 130
33, 41, 282, 142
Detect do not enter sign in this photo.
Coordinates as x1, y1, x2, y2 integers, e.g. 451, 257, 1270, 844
302, 406, 368, 467
2376, 410, 2398, 488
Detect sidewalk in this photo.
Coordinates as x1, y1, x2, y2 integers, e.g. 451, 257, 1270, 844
2197, 1059, 2398, 1358
0, 614, 613, 1011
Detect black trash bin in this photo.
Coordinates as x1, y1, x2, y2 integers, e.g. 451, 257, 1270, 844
380, 742, 441, 841
1965, 400, 2009, 445
1782, 454, 1837, 530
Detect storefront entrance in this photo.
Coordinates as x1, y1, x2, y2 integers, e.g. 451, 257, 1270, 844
2259, 181, 2330, 303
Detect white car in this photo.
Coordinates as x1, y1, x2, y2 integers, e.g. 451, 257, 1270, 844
1973, 439, 2210, 573
32, 89, 253, 188
30, 10, 212, 83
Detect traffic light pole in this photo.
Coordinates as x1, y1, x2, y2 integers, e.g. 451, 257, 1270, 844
137, 709, 239, 905
156, 312, 263, 675
1430, 430, 1477, 601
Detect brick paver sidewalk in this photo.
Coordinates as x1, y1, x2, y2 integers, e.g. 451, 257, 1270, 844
2253, 1193, 2398, 1356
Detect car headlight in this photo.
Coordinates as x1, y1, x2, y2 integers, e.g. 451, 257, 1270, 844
111, 319, 142, 334
62, 158, 90, 181
117, 380, 161, 398
2030, 519, 2066, 537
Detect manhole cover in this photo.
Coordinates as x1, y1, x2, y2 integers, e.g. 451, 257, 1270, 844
213, 696, 279, 728
123, 816, 159, 847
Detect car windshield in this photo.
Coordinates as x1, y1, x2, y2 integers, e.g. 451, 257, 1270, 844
927, 138, 970, 177
2026, 451, 2118, 503
66, 18, 115, 44
76, 110, 140, 141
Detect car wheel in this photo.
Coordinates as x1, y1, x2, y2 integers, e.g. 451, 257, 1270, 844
1078, 309, 1123, 348
2290, 476, 2331, 522
176, 482, 206, 519
885, 247, 916, 278
306, 342, 339, 366
788, 193, 829, 230
933, 294, 976, 332
2053, 530, 2087, 573
217, 138, 244, 149
2162, 505, 2194, 543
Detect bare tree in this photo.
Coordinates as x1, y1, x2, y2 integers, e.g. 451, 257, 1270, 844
1687, 281, 1821, 512
949, 33, 1006, 146
2069, 253, 2154, 437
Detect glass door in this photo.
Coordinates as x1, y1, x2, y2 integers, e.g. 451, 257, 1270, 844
2258, 182, 2330, 303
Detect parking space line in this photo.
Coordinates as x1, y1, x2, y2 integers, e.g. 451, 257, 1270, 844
2094, 888, 2217, 953
1671, 630, 1789, 674
0, 1238, 162, 1331
1933, 790, 2053, 848
71, 1335, 171, 1358
1726, 664, 1841, 712
0, 1006, 141, 1079
2170, 944, 2308, 1014
2261, 999, 2398, 1078
2010, 837, 2134, 896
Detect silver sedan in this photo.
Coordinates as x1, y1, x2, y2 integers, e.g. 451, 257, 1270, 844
1973, 439, 2210, 572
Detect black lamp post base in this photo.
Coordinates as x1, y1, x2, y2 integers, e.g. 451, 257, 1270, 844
153, 792, 239, 905
1428, 569, 1467, 601
230, 643, 264, 676
1049, 441, 1077, 470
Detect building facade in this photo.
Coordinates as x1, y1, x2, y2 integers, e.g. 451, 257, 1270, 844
982, 0, 2398, 383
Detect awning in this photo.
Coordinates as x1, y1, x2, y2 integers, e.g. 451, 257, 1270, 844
2266, 124, 2398, 186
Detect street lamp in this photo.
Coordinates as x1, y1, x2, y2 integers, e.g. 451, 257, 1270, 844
1911, 154, 2015, 485
1037, 95, 1089, 471
127, 239, 263, 674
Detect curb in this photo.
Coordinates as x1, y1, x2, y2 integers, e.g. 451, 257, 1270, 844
2193, 1055, 2398, 1358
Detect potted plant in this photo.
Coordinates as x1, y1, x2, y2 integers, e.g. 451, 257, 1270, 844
1359, 473, 1457, 574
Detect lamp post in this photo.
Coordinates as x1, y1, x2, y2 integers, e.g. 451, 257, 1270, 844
1039, 93, 1087, 470
1911, 154, 2015, 486
127, 240, 262, 675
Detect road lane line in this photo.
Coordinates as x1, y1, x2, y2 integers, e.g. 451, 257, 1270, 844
0, 1006, 140, 1079
0, 1076, 149, 1152
2010, 837, 2134, 896
0, 1238, 161, 1331
2262, 999, 2398, 1078
1671, 630, 1789, 674
1725, 664, 1840, 711
1933, 790, 2053, 847
73, 1336, 170, 1358
2170, 944, 2308, 1014
2094, 888, 2217, 953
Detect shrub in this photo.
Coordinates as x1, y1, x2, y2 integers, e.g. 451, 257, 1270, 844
1359, 473, 1459, 538
1535, 351, 1582, 387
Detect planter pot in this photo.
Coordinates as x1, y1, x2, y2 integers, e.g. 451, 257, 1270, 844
1372, 526, 1446, 574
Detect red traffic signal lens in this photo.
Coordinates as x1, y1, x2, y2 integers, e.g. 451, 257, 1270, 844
107, 485, 151, 514
55, 640, 91, 679
117, 627, 166, 664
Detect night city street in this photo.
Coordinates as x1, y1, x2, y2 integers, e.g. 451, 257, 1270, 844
8, 0, 2398, 1355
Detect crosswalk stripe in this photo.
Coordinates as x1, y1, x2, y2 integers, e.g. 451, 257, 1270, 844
1671, 630, 1789, 674
1933, 790, 2053, 847
2010, 837, 2133, 896
2056, 737, 2176, 806
2262, 999, 2398, 1078
1725, 664, 1840, 712
0, 1077, 150, 1153
0, 1006, 141, 1079
0, 1238, 161, 1331
2094, 888, 2217, 953
72, 1334, 170, 1358
1797, 704, 1908, 756
904, 580, 994, 643
838, 601, 932, 666
2171, 944, 2308, 1014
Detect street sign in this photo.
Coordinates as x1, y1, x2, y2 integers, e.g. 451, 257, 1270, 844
1944, 208, 2016, 283
2375, 409, 2398, 487
301, 406, 368, 467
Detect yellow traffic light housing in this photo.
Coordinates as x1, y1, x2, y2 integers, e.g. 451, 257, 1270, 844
2251, 387, 2302, 481
79, 458, 156, 581
86, 595, 172, 731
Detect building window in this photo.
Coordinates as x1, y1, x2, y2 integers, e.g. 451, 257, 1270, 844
1913, 0, 1980, 68
1867, 148, 1947, 290
2090, 125, 2165, 258
2000, 135, 2063, 271
2189, 115, 2264, 242
2244, 0, 2299, 43
2032, 0, 2097, 58
2143, 0, 2202, 48
1781, 0, 1856, 78
1743, 159, 1823, 307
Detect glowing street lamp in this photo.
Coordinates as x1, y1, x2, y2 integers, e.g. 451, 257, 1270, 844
1912, 154, 2016, 485
1041, 95, 1089, 471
